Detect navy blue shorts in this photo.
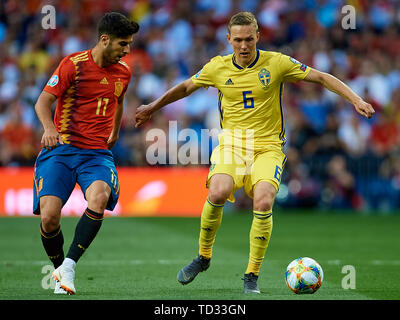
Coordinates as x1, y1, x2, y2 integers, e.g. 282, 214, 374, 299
33, 144, 120, 215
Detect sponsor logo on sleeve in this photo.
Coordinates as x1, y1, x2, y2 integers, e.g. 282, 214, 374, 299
193, 69, 202, 79
289, 57, 301, 65
47, 75, 59, 87
289, 57, 307, 72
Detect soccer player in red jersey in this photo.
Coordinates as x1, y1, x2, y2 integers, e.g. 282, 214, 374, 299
33, 12, 139, 295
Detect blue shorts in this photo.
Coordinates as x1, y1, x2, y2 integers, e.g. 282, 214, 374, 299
33, 144, 120, 215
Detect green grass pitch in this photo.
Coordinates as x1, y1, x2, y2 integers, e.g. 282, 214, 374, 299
0, 211, 399, 300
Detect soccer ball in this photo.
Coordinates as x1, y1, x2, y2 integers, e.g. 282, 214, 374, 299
285, 257, 324, 294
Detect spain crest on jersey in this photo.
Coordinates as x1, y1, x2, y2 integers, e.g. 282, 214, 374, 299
258, 68, 270, 89
114, 80, 123, 97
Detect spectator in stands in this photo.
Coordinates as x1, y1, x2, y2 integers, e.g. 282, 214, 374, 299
0, 0, 399, 211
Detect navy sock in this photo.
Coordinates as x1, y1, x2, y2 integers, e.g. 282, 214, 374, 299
40, 224, 64, 268
66, 208, 104, 262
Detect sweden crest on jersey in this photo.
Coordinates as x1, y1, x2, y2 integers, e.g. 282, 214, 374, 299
258, 68, 270, 89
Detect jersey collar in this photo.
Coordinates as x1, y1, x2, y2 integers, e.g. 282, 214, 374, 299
232, 49, 260, 70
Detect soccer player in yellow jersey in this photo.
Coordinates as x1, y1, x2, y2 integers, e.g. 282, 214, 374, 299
135, 12, 375, 293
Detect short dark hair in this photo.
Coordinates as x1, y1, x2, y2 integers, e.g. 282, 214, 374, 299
98, 12, 139, 39
228, 12, 258, 34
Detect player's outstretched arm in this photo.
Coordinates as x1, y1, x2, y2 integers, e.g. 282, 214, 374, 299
303, 68, 375, 119
135, 78, 200, 127
35, 91, 63, 150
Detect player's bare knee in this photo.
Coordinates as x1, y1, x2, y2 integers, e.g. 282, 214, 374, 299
253, 187, 276, 212
41, 213, 60, 233
40, 199, 61, 232
253, 196, 274, 212
208, 174, 233, 205
87, 191, 109, 212
208, 185, 231, 205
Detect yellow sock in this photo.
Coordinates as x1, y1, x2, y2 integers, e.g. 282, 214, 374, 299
245, 210, 273, 275
198, 199, 224, 259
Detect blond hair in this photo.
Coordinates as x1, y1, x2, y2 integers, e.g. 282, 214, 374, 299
228, 12, 258, 34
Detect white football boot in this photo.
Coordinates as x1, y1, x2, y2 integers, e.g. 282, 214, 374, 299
54, 280, 68, 294
52, 259, 76, 295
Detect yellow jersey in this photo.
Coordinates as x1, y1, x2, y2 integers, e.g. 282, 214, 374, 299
191, 49, 310, 148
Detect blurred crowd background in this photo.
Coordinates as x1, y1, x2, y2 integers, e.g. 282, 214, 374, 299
0, 0, 400, 212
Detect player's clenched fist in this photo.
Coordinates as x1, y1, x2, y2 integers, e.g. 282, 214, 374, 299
354, 99, 375, 119
41, 127, 63, 150
135, 104, 153, 127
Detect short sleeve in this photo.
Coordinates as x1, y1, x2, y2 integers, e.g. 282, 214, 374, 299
118, 60, 132, 100
118, 79, 130, 101
191, 57, 218, 89
43, 57, 76, 97
279, 54, 311, 82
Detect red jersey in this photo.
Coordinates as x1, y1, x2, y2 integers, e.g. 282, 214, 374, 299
44, 50, 131, 149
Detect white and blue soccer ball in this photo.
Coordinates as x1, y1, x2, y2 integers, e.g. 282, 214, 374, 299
285, 257, 324, 294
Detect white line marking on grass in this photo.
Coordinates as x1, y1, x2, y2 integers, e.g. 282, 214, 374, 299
0, 259, 188, 266
370, 260, 400, 266
327, 260, 342, 265
324, 260, 400, 266
2, 259, 400, 266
